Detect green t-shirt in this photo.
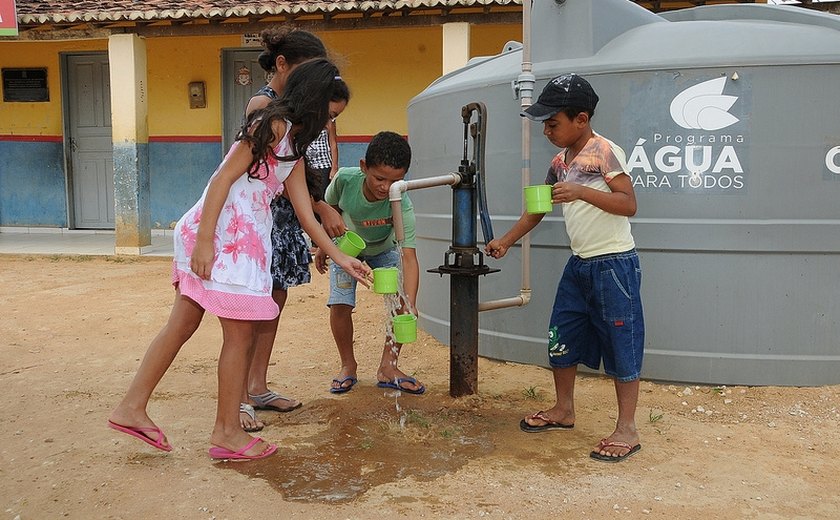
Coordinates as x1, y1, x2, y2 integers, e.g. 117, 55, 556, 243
325, 167, 416, 257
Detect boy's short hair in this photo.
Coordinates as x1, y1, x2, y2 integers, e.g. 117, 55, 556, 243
365, 131, 411, 171
521, 73, 599, 121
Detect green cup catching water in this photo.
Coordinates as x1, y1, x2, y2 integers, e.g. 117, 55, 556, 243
335, 230, 365, 257
373, 267, 399, 294
524, 184, 553, 214
392, 313, 417, 344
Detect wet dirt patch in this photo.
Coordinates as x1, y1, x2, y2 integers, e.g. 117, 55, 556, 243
214, 392, 504, 502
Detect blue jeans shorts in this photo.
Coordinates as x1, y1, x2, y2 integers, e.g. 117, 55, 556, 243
547, 249, 644, 382
328, 248, 400, 308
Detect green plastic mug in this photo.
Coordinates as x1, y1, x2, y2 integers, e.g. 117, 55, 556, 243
524, 184, 553, 214
335, 231, 365, 257
373, 267, 399, 294
392, 314, 417, 344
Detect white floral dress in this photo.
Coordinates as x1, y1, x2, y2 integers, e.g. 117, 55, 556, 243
172, 122, 297, 320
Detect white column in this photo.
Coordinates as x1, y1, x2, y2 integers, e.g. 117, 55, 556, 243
108, 34, 151, 254
108, 34, 148, 146
442, 22, 470, 75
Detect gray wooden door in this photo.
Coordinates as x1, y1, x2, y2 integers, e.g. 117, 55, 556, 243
221, 49, 264, 153
66, 53, 114, 229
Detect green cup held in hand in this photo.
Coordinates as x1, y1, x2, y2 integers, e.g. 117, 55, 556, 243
524, 184, 553, 214
335, 231, 365, 257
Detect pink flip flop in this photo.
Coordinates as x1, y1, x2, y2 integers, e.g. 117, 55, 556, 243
208, 437, 278, 461
107, 420, 172, 452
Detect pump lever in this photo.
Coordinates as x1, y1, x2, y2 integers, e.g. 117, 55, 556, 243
462, 102, 494, 244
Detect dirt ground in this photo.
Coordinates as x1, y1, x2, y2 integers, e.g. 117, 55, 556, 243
1, 254, 839, 519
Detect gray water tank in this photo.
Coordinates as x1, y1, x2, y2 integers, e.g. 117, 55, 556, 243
407, 0, 840, 386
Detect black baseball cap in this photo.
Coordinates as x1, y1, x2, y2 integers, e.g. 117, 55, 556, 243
521, 73, 599, 121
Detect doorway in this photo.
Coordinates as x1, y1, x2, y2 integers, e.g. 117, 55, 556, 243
63, 53, 114, 229
221, 49, 265, 153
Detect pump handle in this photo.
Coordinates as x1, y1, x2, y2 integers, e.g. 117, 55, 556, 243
462, 103, 494, 244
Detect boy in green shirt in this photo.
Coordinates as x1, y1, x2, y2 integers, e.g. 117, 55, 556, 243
314, 131, 424, 395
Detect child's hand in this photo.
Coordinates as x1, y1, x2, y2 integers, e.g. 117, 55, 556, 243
314, 248, 329, 274
190, 239, 215, 280
552, 181, 584, 204
335, 254, 371, 287
485, 239, 509, 259
317, 205, 347, 238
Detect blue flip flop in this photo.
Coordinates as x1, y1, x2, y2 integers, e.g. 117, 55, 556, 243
377, 376, 426, 395
330, 375, 358, 394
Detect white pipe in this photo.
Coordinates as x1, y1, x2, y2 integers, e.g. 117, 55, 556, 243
477, 0, 533, 314
478, 289, 531, 312
390, 173, 462, 242
519, 0, 533, 297
388, 173, 462, 202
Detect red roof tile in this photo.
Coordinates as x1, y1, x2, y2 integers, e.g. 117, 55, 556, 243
16, 1, 522, 25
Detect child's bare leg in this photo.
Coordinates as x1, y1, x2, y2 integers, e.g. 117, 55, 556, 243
238, 301, 280, 432
240, 288, 299, 426
522, 366, 576, 427
376, 339, 423, 392
109, 291, 204, 440
247, 289, 287, 396
329, 304, 357, 391
210, 317, 270, 456
592, 378, 640, 458
377, 299, 422, 391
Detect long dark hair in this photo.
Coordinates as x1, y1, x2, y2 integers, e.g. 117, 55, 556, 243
238, 59, 340, 197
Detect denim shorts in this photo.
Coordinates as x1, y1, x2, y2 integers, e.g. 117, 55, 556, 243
547, 249, 644, 382
328, 248, 401, 308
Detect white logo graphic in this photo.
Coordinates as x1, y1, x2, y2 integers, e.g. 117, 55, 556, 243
670, 77, 739, 131
827, 146, 840, 175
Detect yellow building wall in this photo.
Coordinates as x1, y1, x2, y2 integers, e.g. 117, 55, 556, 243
321, 23, 519, 137
146, 34, 236, 137
321, 27, 439, 137
472, 23, 521, 57
0, 39, 106, 136
147, 24, 518, 138
0, 22, 519, 138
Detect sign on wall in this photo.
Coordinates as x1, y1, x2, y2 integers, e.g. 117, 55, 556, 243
0, 0, 18, 37
2, 68, 48, 102
242, 33, 261, 47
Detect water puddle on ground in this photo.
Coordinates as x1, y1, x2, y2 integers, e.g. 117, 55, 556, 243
213, 396, 498, 503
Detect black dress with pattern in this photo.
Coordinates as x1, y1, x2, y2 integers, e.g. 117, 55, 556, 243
269, 196, 311, 290
253, 85, 312, 290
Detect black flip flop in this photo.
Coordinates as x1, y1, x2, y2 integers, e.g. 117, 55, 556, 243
589, 442, 642, 462
519, 411, 574, 433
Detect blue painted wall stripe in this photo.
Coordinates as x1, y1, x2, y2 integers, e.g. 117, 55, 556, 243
0, 140, 67, 226
0, 140, 369, 228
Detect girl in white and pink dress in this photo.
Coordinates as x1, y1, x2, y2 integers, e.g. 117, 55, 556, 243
108, 59, 369, 461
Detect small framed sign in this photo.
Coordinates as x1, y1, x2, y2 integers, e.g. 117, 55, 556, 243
2, 68, 49, 102
242, 33, 261, 47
